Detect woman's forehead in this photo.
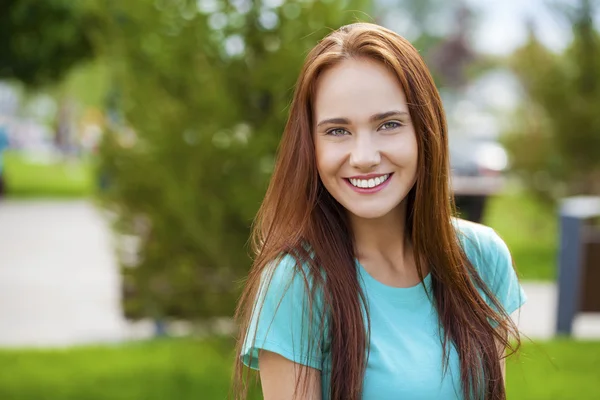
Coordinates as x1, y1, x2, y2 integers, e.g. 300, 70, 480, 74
313, 58, 409, 124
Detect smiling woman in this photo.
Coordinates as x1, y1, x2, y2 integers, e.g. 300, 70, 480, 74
313, 58, 418, 220
233, 23, 526, 400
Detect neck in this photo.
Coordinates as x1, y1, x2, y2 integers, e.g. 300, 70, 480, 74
349, 201, 411, 267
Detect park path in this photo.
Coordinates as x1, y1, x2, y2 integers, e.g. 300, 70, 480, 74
0, 199, 151, 347
0, 199, 598, 347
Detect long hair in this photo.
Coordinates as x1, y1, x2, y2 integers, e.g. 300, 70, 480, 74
233, 23, 520, 400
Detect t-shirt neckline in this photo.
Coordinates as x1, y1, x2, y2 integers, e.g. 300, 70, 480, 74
354, 258, 432, 303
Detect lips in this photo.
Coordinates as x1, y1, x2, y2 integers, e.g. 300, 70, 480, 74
348, 173, 390, 189
344, 173, 393, 193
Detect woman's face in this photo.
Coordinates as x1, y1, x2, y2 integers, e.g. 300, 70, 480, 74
313, 57, 418, 220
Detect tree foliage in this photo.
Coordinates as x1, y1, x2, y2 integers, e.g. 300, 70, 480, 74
505, 0, 600, 201
0, 0, 97, 86
97, 0, 372, 320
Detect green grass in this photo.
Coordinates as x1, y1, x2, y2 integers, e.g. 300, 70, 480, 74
483, 191, 557, 281
507, 339, 600, 399
0, 337, 597, 400
3, 151, 96, 198
0, 338, 261, 400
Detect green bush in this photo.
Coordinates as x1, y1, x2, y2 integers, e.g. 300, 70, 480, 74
95, 0, 371, 321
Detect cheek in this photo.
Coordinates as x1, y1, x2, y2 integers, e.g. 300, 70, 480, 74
315, 143, 345, 177
388, 134, 418, 166
314, 143, 328, 176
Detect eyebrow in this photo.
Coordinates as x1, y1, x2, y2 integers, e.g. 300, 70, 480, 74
316, 110, 409, 128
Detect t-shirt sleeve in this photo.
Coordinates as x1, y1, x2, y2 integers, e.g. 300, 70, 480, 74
482, 228, 527, 317
241, 254, 325, 371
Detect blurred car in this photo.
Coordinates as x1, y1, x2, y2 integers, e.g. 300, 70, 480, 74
450, 138, 508, 223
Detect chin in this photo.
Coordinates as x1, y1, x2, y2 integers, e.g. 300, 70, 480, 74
345, 205, 398, 220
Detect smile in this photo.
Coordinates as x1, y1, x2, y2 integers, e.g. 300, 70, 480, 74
344, 173, 393, 194
348, 173, 390, 188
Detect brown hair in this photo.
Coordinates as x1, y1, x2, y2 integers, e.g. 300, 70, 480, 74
233, 22, 520, 400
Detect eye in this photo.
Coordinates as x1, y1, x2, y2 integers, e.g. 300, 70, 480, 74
326, 128, 349, 137
380, 121, 403, 131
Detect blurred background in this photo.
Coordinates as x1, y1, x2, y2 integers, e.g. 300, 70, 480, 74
1, 0, 599, 398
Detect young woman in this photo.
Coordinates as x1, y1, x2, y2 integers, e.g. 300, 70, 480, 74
233, 22, 526, 400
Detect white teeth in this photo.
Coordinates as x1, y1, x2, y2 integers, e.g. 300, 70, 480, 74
349, 174, 390, 189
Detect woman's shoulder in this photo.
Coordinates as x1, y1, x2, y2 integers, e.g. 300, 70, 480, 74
452, 218, 527, 315
244, 252, 327, 371
452, 218, 512, 279
257, 250, 325, 309
263, 253, 302, 284
261, 250, 317, 288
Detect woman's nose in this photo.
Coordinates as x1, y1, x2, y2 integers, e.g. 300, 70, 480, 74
349, 135, 381, 170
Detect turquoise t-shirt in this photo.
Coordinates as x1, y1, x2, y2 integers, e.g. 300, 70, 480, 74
241, 219, 527, 399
